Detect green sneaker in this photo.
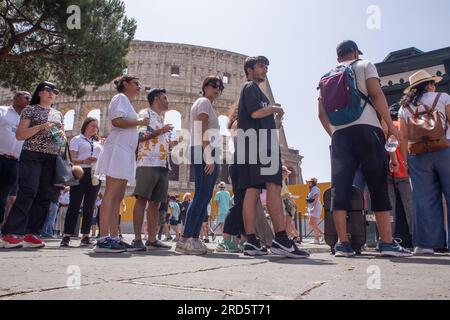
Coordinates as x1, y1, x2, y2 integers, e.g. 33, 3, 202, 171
216, 240, 229, 252
225, 240, 240, 253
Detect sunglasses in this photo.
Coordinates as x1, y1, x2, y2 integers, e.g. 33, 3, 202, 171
42, 86, 60, 95
208, 82, 224, 91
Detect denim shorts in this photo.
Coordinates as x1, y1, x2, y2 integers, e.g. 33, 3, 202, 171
331, 125, 391, 212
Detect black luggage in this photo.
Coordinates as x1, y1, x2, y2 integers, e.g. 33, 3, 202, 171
324, 186, 367, 254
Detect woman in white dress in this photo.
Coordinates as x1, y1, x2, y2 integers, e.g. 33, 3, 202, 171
94, 76, 149, 253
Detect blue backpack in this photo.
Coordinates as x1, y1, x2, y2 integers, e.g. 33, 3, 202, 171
319, 60, 372, 126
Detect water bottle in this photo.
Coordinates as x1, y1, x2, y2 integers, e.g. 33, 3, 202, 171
50, 127, 65, 147
91, 164, 100, 186
169, 130, 177, 141
385, 135, 399, 152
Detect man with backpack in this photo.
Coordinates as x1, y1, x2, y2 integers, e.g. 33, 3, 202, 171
318, 40, 412, 257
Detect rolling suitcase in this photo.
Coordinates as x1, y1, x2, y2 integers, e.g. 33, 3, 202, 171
324, 186, 367, 254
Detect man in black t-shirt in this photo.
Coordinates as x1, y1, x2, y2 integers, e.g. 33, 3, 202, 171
236, 56, 309, 259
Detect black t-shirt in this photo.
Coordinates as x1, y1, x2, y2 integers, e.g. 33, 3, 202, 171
236, 81, 282, 188
237, 81, 275, 132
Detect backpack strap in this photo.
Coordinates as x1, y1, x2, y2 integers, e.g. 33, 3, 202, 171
431, 93, 442, 112
349, 59, 373, 108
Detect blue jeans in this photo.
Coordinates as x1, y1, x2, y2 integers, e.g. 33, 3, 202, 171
183, 147, 219, 238
408, 148, 450, 249
42, 201, 59, 236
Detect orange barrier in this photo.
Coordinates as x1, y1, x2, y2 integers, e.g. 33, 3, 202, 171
119, 183, 331, 222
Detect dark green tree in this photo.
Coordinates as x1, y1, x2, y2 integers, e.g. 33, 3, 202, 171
0, 0, 137, 97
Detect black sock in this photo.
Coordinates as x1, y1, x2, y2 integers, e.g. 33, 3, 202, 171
246, 234, 258, 245
275, 231, 290, 243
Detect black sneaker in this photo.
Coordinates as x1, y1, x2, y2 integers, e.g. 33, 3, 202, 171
243, 241, 268, 256
94, 238, 126, 253
60, 236, 70, 248
80, 236, 92, 247
271, 239, 310, 259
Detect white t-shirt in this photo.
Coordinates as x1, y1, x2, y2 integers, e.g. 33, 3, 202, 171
136, 108, 170, 168
106, 93, 138, 152
399, 92, 450, 140
332, 59, 382, 133
69, 134, 103, 168
0, 106, 24, 159
190, 97, 220, 147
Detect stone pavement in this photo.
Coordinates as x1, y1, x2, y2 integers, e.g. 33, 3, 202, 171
0, 236, 449, 300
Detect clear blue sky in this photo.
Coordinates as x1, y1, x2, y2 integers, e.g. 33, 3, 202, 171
122, 0, 450, 182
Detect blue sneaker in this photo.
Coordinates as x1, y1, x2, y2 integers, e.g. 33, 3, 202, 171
94, 238, 126, 253
379, 241, 412, 257
334, 242, 356, 257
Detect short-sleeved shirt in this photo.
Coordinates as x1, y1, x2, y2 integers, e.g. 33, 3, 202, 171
307, 186, 322, 214
106, 94, 138, 151
0, 106, 23, 159
137, 108, 170, 168
69, 134, 103, 168
214, 190, 231, 216
170, 201, 180, 220
21, 105, 64, 155
237, 81, 282, 189
332, 60, 382, 133
399, 92, 450, 140
190, 97, 220, 147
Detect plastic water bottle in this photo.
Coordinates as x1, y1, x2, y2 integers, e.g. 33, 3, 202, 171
385, 135, 399, 152
91, 165, 100, 186
169, 130, 177, 141
50, 127, 66, 147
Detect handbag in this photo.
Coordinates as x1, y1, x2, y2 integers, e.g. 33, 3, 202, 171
54, 144, 80, 187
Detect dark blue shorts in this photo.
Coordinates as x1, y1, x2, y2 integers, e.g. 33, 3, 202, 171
331, 125, 391, 212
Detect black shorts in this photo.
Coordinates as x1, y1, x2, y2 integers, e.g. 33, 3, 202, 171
331, 125, 391, 212
9, 181, 19, 197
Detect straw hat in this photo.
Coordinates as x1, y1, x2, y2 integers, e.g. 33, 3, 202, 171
306, 177, 318, 185
404, 70, 443, 94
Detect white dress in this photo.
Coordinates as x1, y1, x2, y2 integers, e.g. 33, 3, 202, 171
96, 93, 138, 184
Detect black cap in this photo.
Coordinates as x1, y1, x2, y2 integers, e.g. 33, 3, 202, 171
336, 40, 363, 57
147, 88, 166, 105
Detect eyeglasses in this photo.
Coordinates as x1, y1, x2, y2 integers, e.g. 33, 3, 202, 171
42, 86, 60, 95
22, 96, 31, 101
131, 81, 141, 87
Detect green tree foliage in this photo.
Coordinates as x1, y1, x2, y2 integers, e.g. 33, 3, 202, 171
0, 0, 137, 97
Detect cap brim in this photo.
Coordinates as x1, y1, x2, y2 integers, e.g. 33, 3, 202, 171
358, 49, 363, 55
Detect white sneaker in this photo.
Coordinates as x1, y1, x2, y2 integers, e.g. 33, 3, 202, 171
414, 247, 435, 255
0, 239, 4, 249
309, 239, 321, 245
175, 238, 206, 255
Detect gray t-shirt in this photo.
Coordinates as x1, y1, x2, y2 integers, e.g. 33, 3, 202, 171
332, 59, 382, 133
190, 97, 220, 147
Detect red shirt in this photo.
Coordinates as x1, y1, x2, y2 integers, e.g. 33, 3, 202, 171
391, 121, 409, 179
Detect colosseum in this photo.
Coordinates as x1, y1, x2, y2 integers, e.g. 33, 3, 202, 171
0, 40, 304, 193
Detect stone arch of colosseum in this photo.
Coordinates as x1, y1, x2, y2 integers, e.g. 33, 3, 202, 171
0, 40, 304, 192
